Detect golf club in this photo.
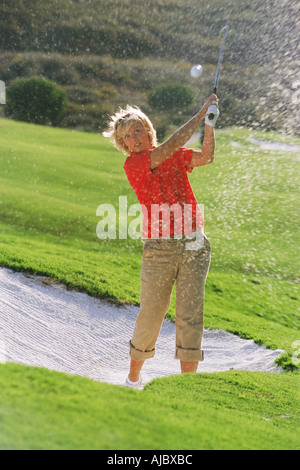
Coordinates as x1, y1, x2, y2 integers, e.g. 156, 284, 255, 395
207, 25, 229, 121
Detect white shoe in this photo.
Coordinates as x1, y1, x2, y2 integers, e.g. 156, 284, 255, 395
125, 374, 142, 389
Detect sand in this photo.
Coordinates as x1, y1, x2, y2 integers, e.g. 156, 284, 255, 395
0, 267, 284, 387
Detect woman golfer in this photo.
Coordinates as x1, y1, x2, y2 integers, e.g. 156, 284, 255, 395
104, 94, 218, 388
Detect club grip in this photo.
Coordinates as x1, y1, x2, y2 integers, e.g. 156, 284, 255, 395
206, 103, 220, 126
207, 102, 219, 121
211, 88, 217, 118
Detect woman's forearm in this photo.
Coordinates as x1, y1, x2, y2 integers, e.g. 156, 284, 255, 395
150, 94, 217, 169
190, 125, 215, 168
201, 124, 215, 163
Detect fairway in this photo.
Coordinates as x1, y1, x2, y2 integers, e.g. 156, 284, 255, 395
0, 118, 299, 357
0, 118, 299, 450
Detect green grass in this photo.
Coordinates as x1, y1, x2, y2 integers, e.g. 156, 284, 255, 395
0, 118, 299, 449
0, 118, 299, 359
0, 363, 299, 450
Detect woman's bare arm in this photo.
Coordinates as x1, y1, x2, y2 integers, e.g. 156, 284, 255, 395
191, 124, 215, 167
150, 94, 218, 170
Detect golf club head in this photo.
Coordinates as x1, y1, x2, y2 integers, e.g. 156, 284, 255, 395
220, 25, 229, 36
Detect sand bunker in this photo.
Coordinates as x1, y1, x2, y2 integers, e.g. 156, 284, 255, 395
0, 268, 284, 387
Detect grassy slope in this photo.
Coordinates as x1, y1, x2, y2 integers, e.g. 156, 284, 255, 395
0, 118, 299, 359
0, 118, 299, 450
0, 363, 299, 450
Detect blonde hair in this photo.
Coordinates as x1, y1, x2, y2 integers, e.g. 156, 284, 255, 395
103, 105, 157, 154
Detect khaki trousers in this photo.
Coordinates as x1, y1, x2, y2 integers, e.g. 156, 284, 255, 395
129, 235, 211, 362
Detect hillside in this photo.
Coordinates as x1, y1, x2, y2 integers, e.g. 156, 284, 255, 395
1, 0, 298, 65
0, 0, 299, 135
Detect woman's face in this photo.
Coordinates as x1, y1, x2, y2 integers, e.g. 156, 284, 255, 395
122, 123, 151, 154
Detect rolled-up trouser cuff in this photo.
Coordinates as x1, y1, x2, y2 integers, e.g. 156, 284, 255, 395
175, 347, 204, 362
129, 341, 156, 361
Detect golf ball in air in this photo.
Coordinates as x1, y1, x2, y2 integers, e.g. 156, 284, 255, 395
190, 65, 203, 78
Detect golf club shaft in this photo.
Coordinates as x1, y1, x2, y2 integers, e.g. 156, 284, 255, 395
208, 25, 229, 121
213, 25, 229, 94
